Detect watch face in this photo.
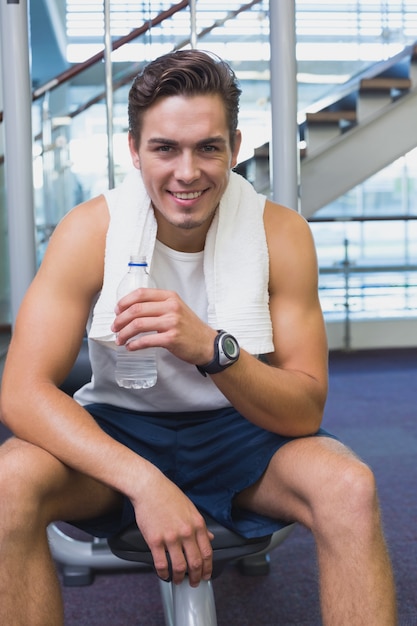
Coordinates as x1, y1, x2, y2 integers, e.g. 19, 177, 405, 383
223, 336, 239, 358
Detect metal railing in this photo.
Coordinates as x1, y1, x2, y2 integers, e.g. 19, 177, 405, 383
317, 234, 417, 350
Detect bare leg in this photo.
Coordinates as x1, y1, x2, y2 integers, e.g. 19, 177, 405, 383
0, 437, 122, 626
235, 437, 397, 626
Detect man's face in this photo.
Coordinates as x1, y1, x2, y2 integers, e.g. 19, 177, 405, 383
129, 93, 241, 252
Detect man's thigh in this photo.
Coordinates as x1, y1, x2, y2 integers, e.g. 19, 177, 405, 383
235, 435, 363, 527
0, 436, 123, 525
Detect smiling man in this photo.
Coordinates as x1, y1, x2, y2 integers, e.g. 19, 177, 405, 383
0, 50, 397, 625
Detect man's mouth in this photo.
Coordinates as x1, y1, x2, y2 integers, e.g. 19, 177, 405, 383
171, 190, 204, 200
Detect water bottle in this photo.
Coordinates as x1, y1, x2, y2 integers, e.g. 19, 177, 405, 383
115, 255, 157, 389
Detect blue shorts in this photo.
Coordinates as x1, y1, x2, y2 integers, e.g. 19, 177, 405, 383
70, 403, 336, 539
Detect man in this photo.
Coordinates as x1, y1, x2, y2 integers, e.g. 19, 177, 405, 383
0, 50, 396, 625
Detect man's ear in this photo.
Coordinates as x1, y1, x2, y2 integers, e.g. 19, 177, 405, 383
231, 130, 242, 169
128, 131, 141, 169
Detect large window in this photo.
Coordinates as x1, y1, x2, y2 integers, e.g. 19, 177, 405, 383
310, 149, 417, 320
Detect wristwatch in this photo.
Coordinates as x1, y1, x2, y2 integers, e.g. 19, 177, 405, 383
196, 330, 240, 377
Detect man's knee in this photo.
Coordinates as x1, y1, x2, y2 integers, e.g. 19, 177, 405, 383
336, 456, 377, 510
0, 438, 65, 527
316, 452, 379, 532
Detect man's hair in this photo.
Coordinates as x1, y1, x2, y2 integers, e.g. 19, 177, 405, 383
128, 49, 242, 148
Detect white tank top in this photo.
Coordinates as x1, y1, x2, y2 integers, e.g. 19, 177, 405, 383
75, 240, 231, 413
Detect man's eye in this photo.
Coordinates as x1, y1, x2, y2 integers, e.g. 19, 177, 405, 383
157, 145, 173, 152
201, 145, 217, 153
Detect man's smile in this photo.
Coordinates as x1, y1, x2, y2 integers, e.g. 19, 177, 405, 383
170, 190, 205, 200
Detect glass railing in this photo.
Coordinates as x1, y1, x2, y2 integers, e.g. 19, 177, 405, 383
314, 235, 417, 350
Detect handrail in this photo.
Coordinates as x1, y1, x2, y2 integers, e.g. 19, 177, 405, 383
1, 0, 265, 154
1, 1, 413, 131
0, 0, 263, 158
0, 30, 413, 168
298, 40, 417, 122
35, 0, 263, 139
27, 30, 416, 156
309, 215, 417, 223
0, 0, 190, 124
320, 264, 417, 275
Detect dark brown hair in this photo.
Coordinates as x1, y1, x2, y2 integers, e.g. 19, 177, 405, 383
128, 49, 241, 149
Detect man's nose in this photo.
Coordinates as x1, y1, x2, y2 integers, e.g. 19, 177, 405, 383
175, 152, 200, 183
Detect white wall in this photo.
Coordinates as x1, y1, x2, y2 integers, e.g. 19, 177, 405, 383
327, 318, 417, 351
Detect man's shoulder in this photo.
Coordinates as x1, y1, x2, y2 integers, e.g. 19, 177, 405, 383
264, 198, 309, 231
63, 193, 110, 232
264, 198, 318, 286
49, 195, 110, 276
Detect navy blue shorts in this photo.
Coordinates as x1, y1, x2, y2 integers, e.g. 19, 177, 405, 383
70, 403, 335, 539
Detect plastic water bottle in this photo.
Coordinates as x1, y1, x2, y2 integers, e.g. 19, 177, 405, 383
115, 255, 157, 389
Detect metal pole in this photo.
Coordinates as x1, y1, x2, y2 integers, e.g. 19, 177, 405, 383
41, 93, 54, 228
104, 0, 115, 189
0, 0, 37, 326
343, 238, 351, 351
269, 0, 299, 211
190, 0, 197, 49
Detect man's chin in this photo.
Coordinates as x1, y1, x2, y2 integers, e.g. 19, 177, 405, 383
175, 209, 218, 231
176, 219, 205, 231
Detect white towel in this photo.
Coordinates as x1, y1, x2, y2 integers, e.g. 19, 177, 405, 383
89, 168, 274, 355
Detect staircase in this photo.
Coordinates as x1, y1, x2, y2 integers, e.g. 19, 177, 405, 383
300, 42, 417, 218
241, 41, 417, 218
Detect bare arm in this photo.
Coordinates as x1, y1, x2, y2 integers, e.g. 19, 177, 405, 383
0, 196, 213, 585
0, 195, 130, 469
209, 200, 328, 436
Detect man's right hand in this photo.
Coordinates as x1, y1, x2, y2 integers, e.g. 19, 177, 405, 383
131, 470, 214, 587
